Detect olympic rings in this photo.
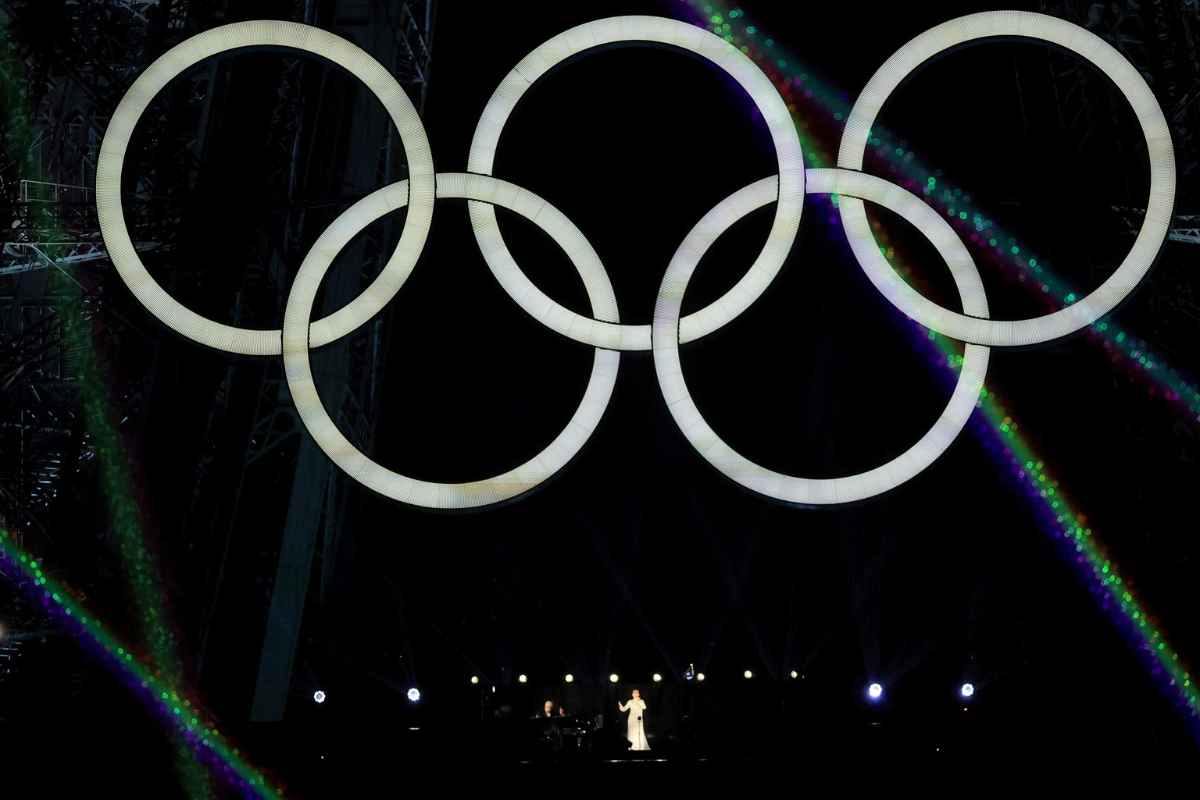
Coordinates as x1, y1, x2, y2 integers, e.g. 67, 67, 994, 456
652, 170, 989, 505
837, 10, 1175, 347
97, 13, 1174, 509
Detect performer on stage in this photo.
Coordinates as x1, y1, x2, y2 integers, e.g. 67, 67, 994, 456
617, 689, 650, 751
535, 699, 564, 753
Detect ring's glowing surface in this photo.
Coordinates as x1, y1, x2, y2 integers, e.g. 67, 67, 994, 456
837, 10, 1174, 346
467, 15, 805, 351
98, 12, 1177, 509
282, 173, 620, 509
96, 20, 436, 355
652, 169, 990, 505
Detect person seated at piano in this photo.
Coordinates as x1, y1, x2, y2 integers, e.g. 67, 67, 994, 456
535, 700, 563, 752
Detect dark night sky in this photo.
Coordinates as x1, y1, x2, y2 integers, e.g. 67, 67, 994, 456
7, 0, 1198, 782
275, 0, 1196, 748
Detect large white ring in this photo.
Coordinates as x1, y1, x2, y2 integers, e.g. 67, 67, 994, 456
652, 168, 990, 505
837, 10, 1175, 347
467, 15, 805, 351
96, 21, 436, 356
283, 173, 620, 509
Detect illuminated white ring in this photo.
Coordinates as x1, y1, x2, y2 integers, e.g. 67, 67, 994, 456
96, 21, 436, 356
467, 15, 805, 351
283, 173, 619, 509
837, 10, 1175, 347
653, 168, 990, 505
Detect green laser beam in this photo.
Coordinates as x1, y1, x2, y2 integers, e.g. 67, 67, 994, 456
1, 22, 209, 796
0, 528, 283, 798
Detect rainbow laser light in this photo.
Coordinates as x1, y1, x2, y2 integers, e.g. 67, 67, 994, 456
1, 25, 208, 796
59, 281, 219, 796
674, 1, 1199, 733
879, 226, 1200, 731
678, 0, 1200, 420
0, 530, 282, 798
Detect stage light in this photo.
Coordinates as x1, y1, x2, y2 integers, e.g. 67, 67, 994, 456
313, 690, 326, 704
960, 682, 975, 699
609, 673, 619, 684
743, 670, 753, 680
470, 676, 480, 685
652, 673, 663, 683
790, 670, 799, 679
564, 674, 574, 684
696, 673, 706, 682
867, 682, 884, 701
407, 687, 421, 703
517, 674, 528, 684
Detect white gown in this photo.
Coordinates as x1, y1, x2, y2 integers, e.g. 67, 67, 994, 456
618, 698, 649, 750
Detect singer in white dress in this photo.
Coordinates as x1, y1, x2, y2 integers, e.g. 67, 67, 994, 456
617, 689, 650, 751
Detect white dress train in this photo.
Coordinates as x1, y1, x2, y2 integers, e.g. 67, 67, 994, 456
618, 698, 650, 751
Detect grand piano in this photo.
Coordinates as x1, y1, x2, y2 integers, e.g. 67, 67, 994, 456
530, 713, 599, 753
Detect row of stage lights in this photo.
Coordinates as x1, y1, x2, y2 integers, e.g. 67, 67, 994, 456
466, 673, 978, 702
313, 687, 423, 705
477, 671, 686, 686
864, 682, 977, 702
311, 680, 978, 706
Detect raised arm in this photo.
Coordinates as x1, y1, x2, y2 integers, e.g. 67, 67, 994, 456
617, 701, 629, 712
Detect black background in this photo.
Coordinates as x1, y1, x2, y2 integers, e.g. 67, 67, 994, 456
4, 0, 1199, 792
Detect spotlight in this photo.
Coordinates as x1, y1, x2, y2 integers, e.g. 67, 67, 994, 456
652, 673, 663, 683
313, 690, 327, 705
564, 673, 574, 684
743, 670, 753, 680
609, 673, 619, 684
470, 676, 480, 685
867, 682, 883, 701
790, 670, 798, 679
960, 682, 975, 699
696, 672, 706, 682
517, 674, 528, 684
407, 687, 421, 703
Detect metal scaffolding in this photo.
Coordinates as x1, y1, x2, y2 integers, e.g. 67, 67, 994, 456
244, 0, 437, 723
0, 280, 82, 543
1035, 0, 1200, 388
1039, 0, 1200, 182
0, 0, 435, 722
0, 0, 184, 542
